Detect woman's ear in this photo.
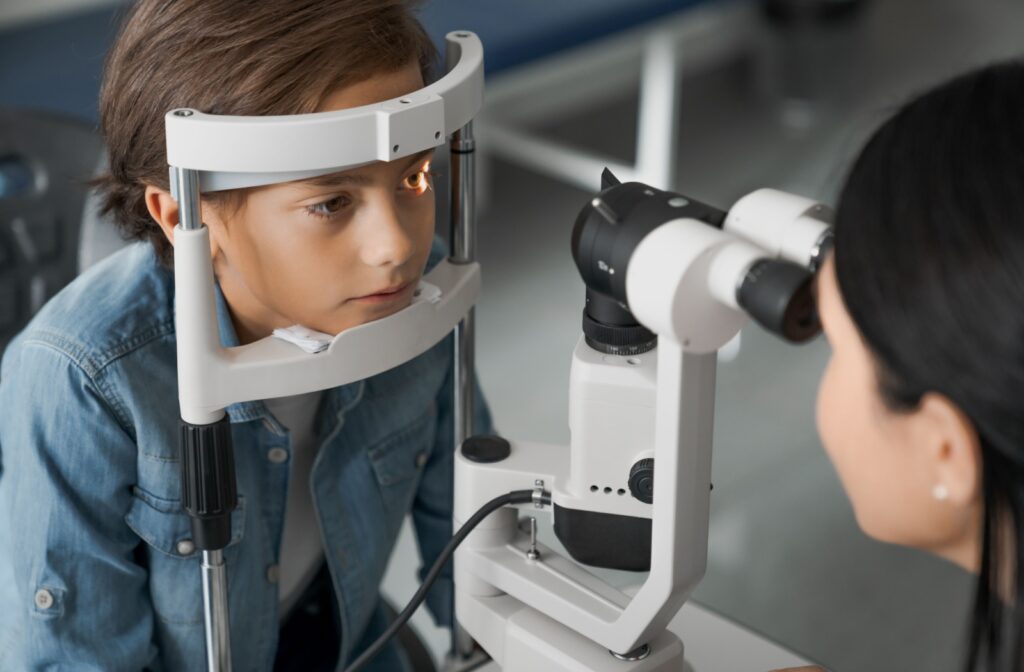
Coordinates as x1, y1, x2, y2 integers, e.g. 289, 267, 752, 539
919, 392, 982, 508
144, 185, 179, 247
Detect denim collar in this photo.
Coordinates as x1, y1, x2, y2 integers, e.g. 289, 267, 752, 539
210, 281, 364, 428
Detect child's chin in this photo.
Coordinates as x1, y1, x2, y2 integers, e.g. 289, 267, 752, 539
323, 298, 415, 334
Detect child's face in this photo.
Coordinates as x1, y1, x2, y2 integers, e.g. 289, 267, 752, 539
204, 61, 436, 341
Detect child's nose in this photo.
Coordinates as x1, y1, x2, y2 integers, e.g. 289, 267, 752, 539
359, 204, 414, 268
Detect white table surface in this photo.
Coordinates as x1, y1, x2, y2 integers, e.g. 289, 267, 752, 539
385, 514, 818, 671
474, 597, 815, 671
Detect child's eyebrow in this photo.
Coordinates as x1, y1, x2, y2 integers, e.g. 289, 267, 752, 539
301, 148, 435, 189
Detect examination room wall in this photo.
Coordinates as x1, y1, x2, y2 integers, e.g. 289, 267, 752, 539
3, 1, 1024, 670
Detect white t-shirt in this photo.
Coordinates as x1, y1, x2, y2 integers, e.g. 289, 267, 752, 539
264, 391, 325, 618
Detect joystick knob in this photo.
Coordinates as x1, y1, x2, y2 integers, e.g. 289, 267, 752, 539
628, 458, 655, 504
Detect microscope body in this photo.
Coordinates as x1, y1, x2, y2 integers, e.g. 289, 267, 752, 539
454, 175, 832, 671
557, 339, 658, 572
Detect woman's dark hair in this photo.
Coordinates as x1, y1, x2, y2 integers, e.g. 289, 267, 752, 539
835, 60, 1024, 671
94, 0, 437, 267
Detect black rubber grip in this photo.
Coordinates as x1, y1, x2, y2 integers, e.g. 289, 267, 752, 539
737, 258, 820, 343
581, 310, 657, 355
179, 417, 237, 550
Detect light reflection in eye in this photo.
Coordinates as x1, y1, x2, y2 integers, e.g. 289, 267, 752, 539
403, 161, 435, 196
304, 160, 435, 222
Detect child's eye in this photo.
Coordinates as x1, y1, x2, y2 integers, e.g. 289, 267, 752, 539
305, 195, 351, 219
402, 169, 435, 196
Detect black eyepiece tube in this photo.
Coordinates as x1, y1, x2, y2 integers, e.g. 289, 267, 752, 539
737, 259, 821, 343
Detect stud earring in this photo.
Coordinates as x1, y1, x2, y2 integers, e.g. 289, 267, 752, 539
932, 483, 950, 501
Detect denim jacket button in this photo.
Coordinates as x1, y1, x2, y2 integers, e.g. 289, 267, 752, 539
176, 539, 196, 556
415, 451, 428, 468
34, 589, 54, 610
267, 447, 289, 464
266, 564, 280, 584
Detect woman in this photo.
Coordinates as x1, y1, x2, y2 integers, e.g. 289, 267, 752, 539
779, 60, 1024, 671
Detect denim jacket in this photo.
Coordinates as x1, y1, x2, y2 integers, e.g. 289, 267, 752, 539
0, 239, 490, 671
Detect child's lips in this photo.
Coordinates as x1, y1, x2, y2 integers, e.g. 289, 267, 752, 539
350, 280, 415, 304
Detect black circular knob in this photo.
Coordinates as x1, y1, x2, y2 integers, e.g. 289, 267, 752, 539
580, 290, 657, 356
628, 459, 655, 504
582, 310, 657, 356
461, 435, 511, 463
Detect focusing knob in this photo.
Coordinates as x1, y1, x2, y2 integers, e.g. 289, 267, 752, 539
582, 310, 657, 356
628, 459, 655, 504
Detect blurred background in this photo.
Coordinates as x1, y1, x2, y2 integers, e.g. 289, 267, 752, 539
3, 1, 1024, 670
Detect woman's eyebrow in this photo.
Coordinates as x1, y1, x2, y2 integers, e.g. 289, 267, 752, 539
301, 149, 435, 189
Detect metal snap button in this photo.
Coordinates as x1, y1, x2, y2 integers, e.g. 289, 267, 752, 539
415, 451, 429, 468
34, 589, 54, 610
176, 539, 196, 556
266, 564, 280, 584
267, 447, 289, 464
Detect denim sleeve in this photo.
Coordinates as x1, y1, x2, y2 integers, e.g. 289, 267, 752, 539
0, 338, 157, 670
411, 350, 494, 628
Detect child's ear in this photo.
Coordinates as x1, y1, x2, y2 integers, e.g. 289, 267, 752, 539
144, 185, 223, 261
144, 185, 179, 246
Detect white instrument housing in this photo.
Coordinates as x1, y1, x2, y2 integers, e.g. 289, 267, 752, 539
454, 187, 831, 670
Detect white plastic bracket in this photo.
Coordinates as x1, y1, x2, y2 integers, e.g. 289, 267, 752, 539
165, 31, 484, 192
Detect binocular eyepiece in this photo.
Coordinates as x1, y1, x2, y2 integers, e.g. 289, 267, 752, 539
571, 170, 824, 349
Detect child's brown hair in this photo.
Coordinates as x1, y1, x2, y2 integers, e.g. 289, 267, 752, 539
94, 0, 437, 266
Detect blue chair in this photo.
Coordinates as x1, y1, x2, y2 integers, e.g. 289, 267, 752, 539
0, 109, 104, 353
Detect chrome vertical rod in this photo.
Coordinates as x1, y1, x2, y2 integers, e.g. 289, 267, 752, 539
450, 121, 477, 443
175, 164, 232, 672
449, 123, 476, 265
446, 32, 481, 662
449, 120, 478, 661
174, 166, 202, 232
201, 550, 232, 672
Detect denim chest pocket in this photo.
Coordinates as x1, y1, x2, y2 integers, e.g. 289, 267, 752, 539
367, 405, 437, 511
124, 487, 246, 625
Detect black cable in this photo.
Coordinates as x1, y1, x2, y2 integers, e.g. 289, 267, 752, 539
343, 489, 551, 672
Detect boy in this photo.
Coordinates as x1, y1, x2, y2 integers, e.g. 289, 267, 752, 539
0, 1, 490, 670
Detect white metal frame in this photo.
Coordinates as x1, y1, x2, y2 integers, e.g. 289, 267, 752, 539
476, 1, 758, 193
166, 31, 483, 192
